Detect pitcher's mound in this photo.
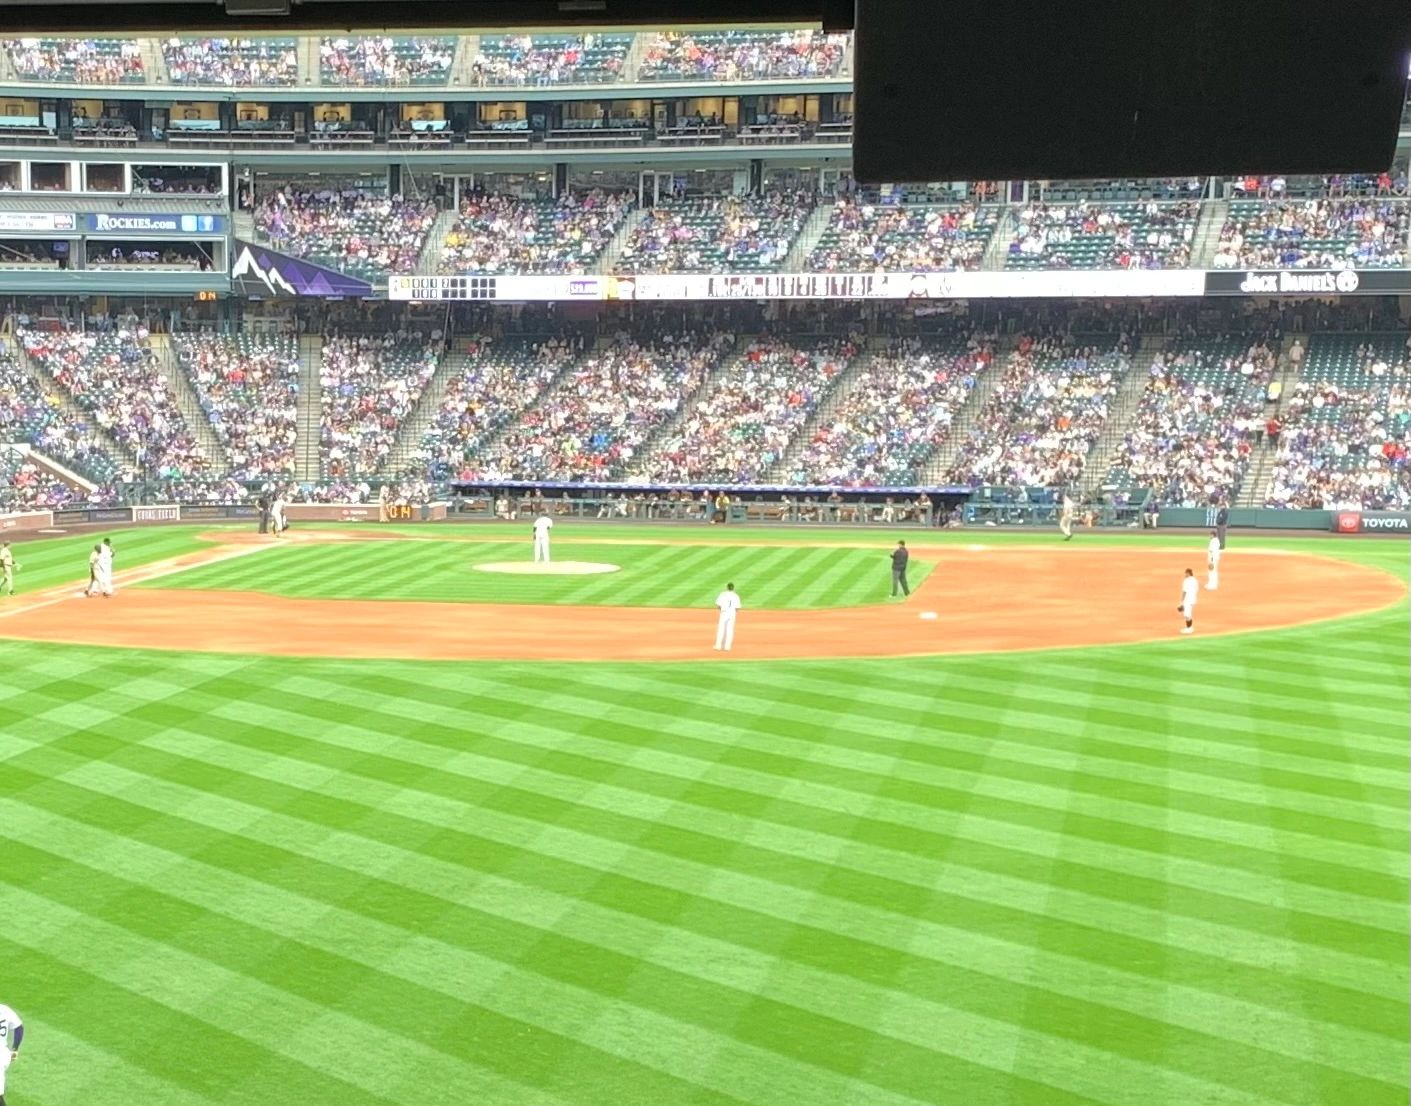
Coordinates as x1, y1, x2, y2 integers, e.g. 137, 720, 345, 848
473, 561, 620, 576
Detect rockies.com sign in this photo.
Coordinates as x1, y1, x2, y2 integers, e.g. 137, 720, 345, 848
1205, 269, 1411, 296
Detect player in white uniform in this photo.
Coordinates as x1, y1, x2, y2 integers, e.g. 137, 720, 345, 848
270, 493, 288, 537
0, 1001, 24, 1101
532, 513, 553, 563
83, 543, 101, 597
1178, 568, 1199, 634
714, 582, 742, 651
1205, 530, 1221, 590
97, 538, 115, 597
1059, 493, 1075, 541
0, 541, 18, 596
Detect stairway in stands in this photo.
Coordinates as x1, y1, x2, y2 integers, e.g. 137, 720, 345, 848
1236, 337, 1306, 508
139, 38, 169, 84
763, 343, 881, 481
979, 207, 1017, 271
415, 208, 461, 275
626, 335, 752, 475
381, 346, 472, 475
295, 335, 323, 480
1189, 199, 1230, 268
149, 333, 230, 471
3, 338, 138, 474
1079, 337, 1168, 495
919, 341, 1014, 481
778, 202, 834, 273
451, 35, 483, 86
596, 208, 647, 274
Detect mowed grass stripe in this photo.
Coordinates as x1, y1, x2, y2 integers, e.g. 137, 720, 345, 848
522, 667, 1409, 849
105, 710, 1411, 1056
140, 540, 923, 610
146, 659, 1408, 944
1, 787, 1093, 1106
2, 750, 1399, 1106
0, 886, 564, 1106
7, 739, 1402, 1104
22, 691, 1407, 1043
0, 838, 766, 1106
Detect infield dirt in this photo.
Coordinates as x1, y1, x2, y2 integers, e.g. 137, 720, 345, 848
0, 530, 1401, 662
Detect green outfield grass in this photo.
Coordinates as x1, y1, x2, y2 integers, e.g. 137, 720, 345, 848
0, 524, 1407, 1106
140, 537, 934, 609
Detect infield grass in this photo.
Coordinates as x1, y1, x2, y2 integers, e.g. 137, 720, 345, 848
0, 523, 1406, 1106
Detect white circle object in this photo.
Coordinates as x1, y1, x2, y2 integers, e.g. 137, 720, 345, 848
472, 560, 621, 576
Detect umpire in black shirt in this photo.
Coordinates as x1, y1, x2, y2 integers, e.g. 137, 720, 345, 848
891, 540, 910, 597
1215, 503, 1229, 549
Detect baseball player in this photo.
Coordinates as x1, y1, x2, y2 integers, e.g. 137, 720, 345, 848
532, 512, 553, 563
1205, 530, 1222, 591
95, 538, 115, 597
0, 541, 18, 596
714, 582, 741, 651
0, 1000, 18, 1106
890, 540, 910, 597
270, 491, 288, 537
1178, 568, 1199, 634
83, 543, 101, 597
1059, 492, 1075, 541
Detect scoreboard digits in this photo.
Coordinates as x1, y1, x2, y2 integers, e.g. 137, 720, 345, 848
390, 276, 498, 301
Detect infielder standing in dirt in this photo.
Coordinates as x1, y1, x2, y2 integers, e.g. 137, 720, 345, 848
1178, 568, 1199, 634
1205, 530, 1222, 591
0, 541, 18, 596
714, 582, 741, 651
532, 512, 553, 563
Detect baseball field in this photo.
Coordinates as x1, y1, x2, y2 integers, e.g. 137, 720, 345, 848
0, 521, 1406, 1106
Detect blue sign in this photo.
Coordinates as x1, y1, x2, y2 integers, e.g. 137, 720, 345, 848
85, 213, 225, 235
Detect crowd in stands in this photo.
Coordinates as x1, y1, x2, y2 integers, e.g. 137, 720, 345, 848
320, 37, 454, 86
18, 325, 209, 481
0, 358, 120, 505
321, 329, 444, 476
162, 37, 299, 86
642, 336, 859, 483
1007, 202, 1198, 269
809, 201, 997, 272
415, 335, 583, 480
1266, 339, 1411, 510
482, 326, 736, 479
1214, 198, 1410, 269
617, 192, 815, 273
789, 335, 995, 485
470, 34, 628, 86
255, 187, 437, 278
174, 333, 300, 479
948, 334, 1131, 487
639, 29, 847, 81
4, 38, 143, 83
1107, 340, 1276, 507
440, 191, 632, 274
0, 450, 81, 510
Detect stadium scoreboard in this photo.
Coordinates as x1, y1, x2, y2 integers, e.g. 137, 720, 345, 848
388, 276, 501, 301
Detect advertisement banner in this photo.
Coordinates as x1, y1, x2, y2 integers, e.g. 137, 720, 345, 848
1331, 510, 1411, 534
230, 239, 374, 299
1205, 269, 1411, 297
388, 274, 605, 301
627, 269, 1204, 301
0, 212, 77, 233
86, 213, 225, 235
132, 504, 181, 522
0, 510, 54, 532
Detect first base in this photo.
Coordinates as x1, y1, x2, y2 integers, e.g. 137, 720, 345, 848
919, 611, 939, 620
